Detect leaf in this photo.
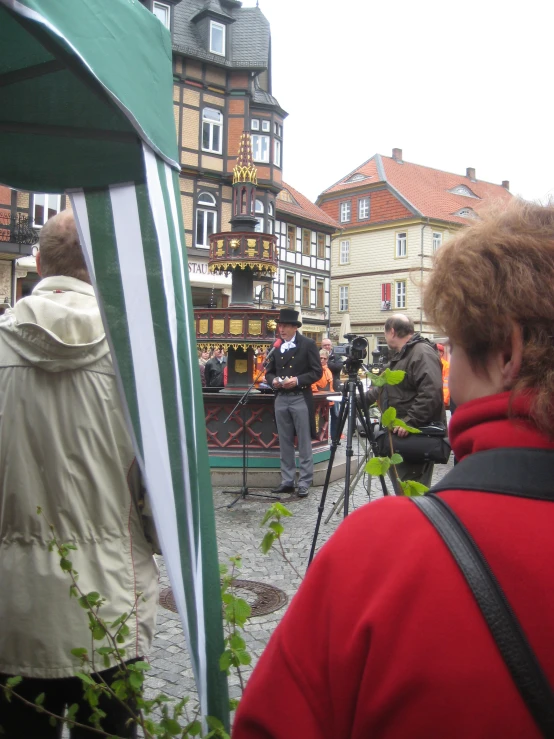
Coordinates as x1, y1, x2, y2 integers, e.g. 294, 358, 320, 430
66, 703, 79, 720
76, 672, 95, 685
393, 418, 421, 433
6, 676, 22, 689
260, 531, 276, 554
132, 661, 151, 671
381, 407, 396, 428
382, 369, 406, 385
401, 480, 429, 497
229, 698, 240, 712
219, 650, 233, 672
128, 672, 143, 690
365, 457, 390, 476
219, 563, 228, 575
49, 717, 57, 728
206, 716, 225, 731
69, 585, 79, 598
188, 719, 202, 736
390, 453, 403, 464
273, 502, 292, 517
369, 373, 386, 387
92, 623, 107, 641
229, 633, 245, 650
237, 650, 251, 666
70, 648, 88, 659
60, 557, 72, 571
34, 693, 45, 706
268, 521, 284, 536
161, 717, 182, 735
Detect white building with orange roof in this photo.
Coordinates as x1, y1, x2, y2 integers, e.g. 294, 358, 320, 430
316, 148, 512, 341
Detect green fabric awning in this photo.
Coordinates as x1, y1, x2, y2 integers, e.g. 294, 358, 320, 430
0, 0, 179, 192
0, 0, 229, 730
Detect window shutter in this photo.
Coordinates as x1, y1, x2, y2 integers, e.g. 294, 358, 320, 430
381, 283, 391, 310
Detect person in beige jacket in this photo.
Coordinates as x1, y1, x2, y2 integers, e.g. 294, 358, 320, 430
0, 211, 159, 738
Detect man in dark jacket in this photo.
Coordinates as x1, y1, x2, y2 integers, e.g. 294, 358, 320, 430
265, 309, 322, 497
204, 347, 226, 388
368, 314, 445, 487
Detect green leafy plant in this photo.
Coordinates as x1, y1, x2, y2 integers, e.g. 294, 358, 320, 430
219, 556, 251, 698
1, 508, 238, 739
259, 502, 303, 580
365, 368, 429, 496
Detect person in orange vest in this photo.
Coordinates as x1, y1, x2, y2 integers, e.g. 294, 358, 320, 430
311, 349, 333, 393
437, 343, 450, 408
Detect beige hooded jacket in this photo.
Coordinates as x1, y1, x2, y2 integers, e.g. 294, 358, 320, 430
0, 277, 158, 678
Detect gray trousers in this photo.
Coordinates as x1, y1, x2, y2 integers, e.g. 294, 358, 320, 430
274, 394, 313, 488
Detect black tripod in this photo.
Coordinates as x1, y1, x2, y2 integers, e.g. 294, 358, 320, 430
221, 367, 281, 509
308, 362, 397, 565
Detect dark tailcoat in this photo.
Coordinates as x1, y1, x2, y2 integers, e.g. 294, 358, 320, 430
265, 332, 323, 438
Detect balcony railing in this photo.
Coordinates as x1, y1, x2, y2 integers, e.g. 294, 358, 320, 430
0, 213, 39, 246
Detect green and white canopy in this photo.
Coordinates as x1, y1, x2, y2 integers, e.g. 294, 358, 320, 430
0, 0, 228, 728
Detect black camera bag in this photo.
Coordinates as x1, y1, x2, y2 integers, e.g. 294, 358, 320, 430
374, 423, 451, 464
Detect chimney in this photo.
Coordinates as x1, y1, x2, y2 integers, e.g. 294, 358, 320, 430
392, 148, 402, 163
466, 167, 476, 181
502, 180, 510, 191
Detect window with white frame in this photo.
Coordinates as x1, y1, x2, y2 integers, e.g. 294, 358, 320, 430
274, 139, 281, 167
287, 224, 296, 251
153, 1, 170, 28
302, 277, 310, 306
32, 193, 61, 226
317, 233, 325, 258
210, 21, 225, 55
316, 280, 324, 309
432, 232, 443, 252
261, 120, 270, 132
358, 197, 370, 220
251, 119, 260, 131
196, 191, 217, 248
395, 280, 406, 309
202, 108, 223, 154
286, 274, 295, 304
396, 232, 407, 258
339, 286, 349, 312
339, 240, 350, 264
340, 201, 351, 223
252, 134, 270, 163
254, 199, 264, 233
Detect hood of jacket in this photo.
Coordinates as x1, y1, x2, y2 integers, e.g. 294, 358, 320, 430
0, 276, 110, 372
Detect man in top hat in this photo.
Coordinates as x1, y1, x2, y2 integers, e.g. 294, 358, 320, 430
265, 309, 322, 497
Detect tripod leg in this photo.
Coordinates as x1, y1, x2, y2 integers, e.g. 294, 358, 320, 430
308, 387, 350, 567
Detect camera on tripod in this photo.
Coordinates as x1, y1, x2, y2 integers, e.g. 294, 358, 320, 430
334, 333, 369, 366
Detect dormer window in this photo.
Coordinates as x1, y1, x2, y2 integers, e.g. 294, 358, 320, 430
210, 21, 225, 56
449, 184, 479, 198
455, 207, 477, 219
153, 2, 170, 29
345, 173, 367, 183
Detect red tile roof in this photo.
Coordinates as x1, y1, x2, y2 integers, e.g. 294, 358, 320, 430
276, 181, 340, 229
319, 154, 512, 226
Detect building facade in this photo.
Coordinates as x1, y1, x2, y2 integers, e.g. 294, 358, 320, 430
317, 148, 512, 342
272, 182, 338, 345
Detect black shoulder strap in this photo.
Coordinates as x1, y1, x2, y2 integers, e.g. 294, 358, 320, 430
430, 448, 554, 501
413, 494, 554, 737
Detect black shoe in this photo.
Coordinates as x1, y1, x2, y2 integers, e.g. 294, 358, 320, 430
271, 483, 295, 494
297, 487, 310, 498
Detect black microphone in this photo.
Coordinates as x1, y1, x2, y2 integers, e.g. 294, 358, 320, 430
263, 338, 283, 365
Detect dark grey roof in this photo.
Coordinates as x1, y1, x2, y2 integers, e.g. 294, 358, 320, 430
251, 79, 282, 110
173, 1, 270, 69
190, 0, 235, 24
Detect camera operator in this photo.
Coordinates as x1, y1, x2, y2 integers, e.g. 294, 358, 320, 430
367, 314, 445, 487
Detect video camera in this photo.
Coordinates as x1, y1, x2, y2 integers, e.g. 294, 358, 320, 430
334, 333, 369, 371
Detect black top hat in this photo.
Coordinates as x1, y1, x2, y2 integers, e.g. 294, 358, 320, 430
277, 308, 302, 327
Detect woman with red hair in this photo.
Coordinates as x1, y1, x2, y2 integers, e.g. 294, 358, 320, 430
233, 200, 554, 738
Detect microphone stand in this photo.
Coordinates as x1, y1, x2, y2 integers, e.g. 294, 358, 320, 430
221, 354, 282, 509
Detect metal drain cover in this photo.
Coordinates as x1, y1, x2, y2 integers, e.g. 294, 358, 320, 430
160, 579, 288, 618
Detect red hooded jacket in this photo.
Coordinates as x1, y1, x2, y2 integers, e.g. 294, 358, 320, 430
233, 392, 554, 738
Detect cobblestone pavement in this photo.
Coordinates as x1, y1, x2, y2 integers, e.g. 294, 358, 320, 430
144, 440, 455, 710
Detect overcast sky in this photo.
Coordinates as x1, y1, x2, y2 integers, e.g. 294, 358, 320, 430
246, 0, 553, 205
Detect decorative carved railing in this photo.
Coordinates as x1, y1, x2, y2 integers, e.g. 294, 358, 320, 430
195, 307, 279, 350
208, 231, 278, 277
